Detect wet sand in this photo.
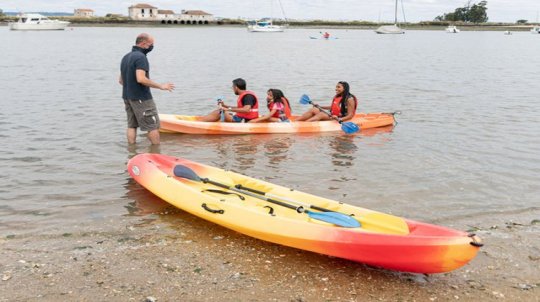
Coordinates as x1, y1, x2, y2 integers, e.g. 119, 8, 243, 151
1, 197, 538, 302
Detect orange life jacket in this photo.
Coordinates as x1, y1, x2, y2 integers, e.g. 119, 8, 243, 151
268, 97, 292, 119
330, 94, 358, 117
235, 91, 259, 120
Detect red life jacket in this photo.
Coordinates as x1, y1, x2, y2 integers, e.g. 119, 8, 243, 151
268, 97, 292, 119
235, 91, 259, 120
330, 94, 358, 117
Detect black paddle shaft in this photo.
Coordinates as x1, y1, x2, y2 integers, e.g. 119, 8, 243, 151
201, 178, 304, 212
235, 184, 331, 213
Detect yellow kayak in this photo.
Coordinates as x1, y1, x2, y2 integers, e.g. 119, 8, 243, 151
128, 153, 482, 273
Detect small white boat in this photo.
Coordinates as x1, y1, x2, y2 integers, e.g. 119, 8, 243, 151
531, 26, 540, 34
445, 25, 460, 33
504, 30, 512, 35
375, 0, 405, 34
375, 24, 405, 34
247, 19, 285, 32
8, 13, 70, 31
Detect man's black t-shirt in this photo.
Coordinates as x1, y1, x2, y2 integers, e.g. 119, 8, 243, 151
120, 46, 152, 101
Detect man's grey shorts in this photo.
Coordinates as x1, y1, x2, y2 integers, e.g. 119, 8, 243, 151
124, 99, 160, 131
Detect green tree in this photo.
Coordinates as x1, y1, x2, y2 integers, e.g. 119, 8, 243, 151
434, 1, 488, 23
516, 19, 528, 24
468, 1, 488, 23
0, 9, 4, 16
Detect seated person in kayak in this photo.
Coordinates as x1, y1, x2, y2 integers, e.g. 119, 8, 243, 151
249, 89, 292, 123
296, 81, 357, 122
200, 78, 259, 122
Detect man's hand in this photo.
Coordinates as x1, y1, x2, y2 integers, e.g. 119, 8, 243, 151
160, 83, 175, 92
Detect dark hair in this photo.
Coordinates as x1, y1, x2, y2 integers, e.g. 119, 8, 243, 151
268, 89, 285, 104
337, 81, 354, 114
232, 78, 247, 90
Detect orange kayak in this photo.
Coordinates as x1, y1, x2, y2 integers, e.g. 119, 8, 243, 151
159, 113, 395, 134
128, 153, 483, 273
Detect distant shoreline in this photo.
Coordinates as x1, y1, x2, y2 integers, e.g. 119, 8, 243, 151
1, 16, 538, 31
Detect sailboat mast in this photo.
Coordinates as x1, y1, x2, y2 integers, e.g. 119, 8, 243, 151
394, 0, 398, 24
278, 0, 288, 23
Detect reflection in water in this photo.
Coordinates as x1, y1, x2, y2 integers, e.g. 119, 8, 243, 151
329, 135, 358, 167
126, 143, 161, 160
328, 125, 395, 167
124, 143, 164, 217
123, 177, 170, 217
263, 136, 292, 168
361, 125, 395, 138
214, 135, 261, 171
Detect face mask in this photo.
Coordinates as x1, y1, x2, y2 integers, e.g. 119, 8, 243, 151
142, 44, 154, 54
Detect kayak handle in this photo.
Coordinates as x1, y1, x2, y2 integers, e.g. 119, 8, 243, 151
468, 233, 483, 247
201, 203, 224, 214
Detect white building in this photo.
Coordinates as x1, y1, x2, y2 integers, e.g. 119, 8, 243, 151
128, 3, 214, 24
74, 8, 94, 17
128, 3, 158, 20
179, 10, 214, 24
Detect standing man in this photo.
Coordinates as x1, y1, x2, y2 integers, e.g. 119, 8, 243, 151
119, 33, 174, 145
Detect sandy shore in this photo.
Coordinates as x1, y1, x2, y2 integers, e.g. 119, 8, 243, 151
1, 200, 538, 301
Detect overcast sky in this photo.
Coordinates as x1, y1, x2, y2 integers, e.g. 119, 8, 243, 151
2, 1, 539, 23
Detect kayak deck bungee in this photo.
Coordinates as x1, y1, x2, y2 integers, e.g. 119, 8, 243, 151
159, 113, 395, 134
128, 154, 482, 273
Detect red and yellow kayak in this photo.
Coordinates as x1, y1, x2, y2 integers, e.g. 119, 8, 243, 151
159, 113, 395, 134
128, 153, 482, 273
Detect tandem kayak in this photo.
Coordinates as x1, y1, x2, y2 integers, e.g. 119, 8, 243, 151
128, 154, 482, 273
159, 113, 396, 135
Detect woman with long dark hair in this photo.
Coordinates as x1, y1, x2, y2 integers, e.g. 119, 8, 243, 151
296, 81, 357, 122
249, 88, 292, 123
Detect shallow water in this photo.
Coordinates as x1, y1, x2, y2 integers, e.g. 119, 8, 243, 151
1, 26, 539, 235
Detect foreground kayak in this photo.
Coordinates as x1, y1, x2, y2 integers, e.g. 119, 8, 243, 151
128, 154, 482, 273
159, 113, 395, 134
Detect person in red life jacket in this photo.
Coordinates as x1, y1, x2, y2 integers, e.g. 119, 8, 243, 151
201, 78, 259, 122
323, 32, 330, 39
249, 89, 292, 123
296, 81, 357, 122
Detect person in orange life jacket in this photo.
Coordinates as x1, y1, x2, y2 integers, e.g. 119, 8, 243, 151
296, 81, 357, 122
200, 78, 259, 123
323, 32, 330, 39
249, 89, 292, 123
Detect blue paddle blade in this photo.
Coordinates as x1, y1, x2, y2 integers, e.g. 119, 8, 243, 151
299, 94, 312, 105
306, 210, 361, 228
173, 165, 201, 182
341, 122, 360, 134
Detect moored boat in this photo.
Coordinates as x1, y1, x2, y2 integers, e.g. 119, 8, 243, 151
375, 24, 405, 34
8, 13, 70, 30
159, 113, 396, 134
247, 19, 285, 32
445, 25, 460, 33
375, 0, 405, 34
128, 153, 483, 273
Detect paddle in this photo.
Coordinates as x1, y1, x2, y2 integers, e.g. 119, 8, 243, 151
173, 165, 360, 228
299, 94, 360, 134
235, 184, 336, 213
235, 184, 409, 235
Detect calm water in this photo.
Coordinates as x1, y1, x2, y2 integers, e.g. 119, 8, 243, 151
1, 26, 539, 235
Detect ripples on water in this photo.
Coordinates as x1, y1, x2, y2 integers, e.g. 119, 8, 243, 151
1, 27, 539, 234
